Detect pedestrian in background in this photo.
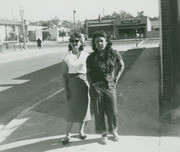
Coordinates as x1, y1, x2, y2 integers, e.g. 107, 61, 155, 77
61, 32, 91, 145
86, 31, 124, 145
36, 38, 42, 49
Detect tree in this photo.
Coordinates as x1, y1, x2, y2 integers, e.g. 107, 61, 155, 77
137, 11, 144, 17
75, 21, 86, 34
103, 10, 133, 19
102, 15, 112, 19
119, 10, 133, 18
112, 11, 120, 18
61, 20, 74, 29
51, 16, 60, 26
41, 21, 51, 27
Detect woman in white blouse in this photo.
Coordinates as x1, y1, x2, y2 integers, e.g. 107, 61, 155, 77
61, 32, 91, 145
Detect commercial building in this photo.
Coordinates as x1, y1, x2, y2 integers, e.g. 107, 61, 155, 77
147, 19, 160, 38
85, 18, 116, 39
27, 25, 44, 41
115, 16, 152, 39
42, 27, 69, 41
85, 16, 159, 39
0, 19, 22, 51
0, 19, 21, 41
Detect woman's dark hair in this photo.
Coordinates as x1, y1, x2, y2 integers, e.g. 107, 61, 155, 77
68, 32, 85, 51
91, 31, 112, 52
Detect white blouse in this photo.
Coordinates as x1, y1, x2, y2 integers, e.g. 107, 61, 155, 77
63, 51, 89, 74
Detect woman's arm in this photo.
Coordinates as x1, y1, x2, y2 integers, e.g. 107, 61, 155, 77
62, 60, 69, 100
114, 55, 125, 85
86, 68, 92, 85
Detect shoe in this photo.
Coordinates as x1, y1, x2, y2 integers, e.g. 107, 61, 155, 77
79, 134, 87, 140
101, 136, 108, 145
111, 131, 119, 142
62, 136, 70, 145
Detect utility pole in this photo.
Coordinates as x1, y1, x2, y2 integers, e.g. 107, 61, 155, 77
73, 10, 76, 31
134, 24, 139, 47
19, 6, 27, 50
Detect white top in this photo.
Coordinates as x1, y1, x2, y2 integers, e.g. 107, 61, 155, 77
63, 51, 89, 74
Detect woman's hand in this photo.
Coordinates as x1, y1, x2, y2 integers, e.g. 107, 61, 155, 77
65, 89, 70, 101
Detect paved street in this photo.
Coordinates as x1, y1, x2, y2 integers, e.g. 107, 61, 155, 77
0, 39, 179, 152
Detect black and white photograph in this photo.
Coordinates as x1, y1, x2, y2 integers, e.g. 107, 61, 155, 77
0, 0, 180, 151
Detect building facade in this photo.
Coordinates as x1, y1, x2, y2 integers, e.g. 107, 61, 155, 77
85, 16, 157, 39
0, 19, 22, 51
85, 18, 116, 39
0, 19, 21, 41
147, 20, 160, 38
115, 16, 152, 39
27, 25, 44, 41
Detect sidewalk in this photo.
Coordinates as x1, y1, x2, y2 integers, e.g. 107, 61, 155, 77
0, 38, 159, 63
0, 47, 65, 63
0, 47, 179, 152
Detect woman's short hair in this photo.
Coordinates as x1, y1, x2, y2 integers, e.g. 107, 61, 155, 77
91, 31, 112, 52
68, 32, 85, 51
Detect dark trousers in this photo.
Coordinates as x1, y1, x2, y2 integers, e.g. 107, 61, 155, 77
90, 81, 118, 134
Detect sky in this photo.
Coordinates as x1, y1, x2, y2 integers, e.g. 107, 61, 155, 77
0, 0, 159, 22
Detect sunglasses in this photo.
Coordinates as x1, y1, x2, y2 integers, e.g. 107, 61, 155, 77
70, 40, 80, 43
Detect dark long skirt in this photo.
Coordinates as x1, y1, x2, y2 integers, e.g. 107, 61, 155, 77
66, 74, 91, 123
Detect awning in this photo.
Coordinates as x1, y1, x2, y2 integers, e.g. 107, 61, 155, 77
88, 24, 114, 27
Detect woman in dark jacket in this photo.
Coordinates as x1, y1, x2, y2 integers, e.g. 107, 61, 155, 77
86, 31, 124, 145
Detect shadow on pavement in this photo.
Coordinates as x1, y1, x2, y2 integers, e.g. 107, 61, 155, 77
0, 135, 102, 152
117, 48, 160, 137
0, 63, 63, 126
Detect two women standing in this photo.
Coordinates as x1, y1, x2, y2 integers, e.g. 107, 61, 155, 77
62, 31, 124, 145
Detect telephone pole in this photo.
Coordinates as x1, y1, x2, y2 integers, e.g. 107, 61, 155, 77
73, 10, 76, 31
19, 6, 27, 50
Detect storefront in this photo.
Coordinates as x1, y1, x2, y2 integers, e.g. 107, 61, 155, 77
85, 18, 116, 39
85, 16, 152, 39
116, 17, 151, 39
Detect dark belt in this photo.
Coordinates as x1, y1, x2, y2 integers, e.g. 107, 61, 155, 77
68, 73, 85, 78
